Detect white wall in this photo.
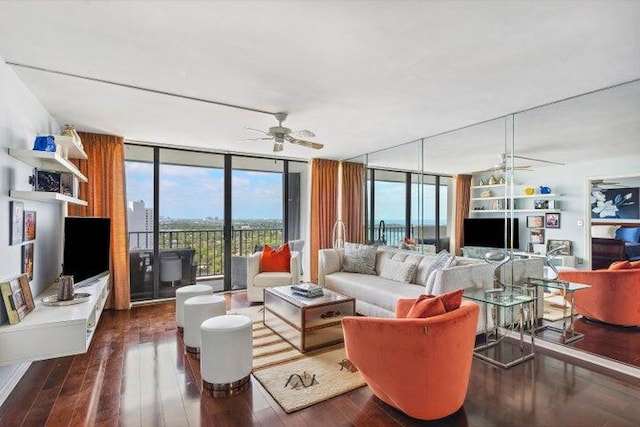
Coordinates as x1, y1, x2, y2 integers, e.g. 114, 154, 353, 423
512, 155, 640, 265
0, 56, 61, 402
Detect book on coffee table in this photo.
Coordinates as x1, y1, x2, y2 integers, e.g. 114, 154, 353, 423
291, 284, 323, 297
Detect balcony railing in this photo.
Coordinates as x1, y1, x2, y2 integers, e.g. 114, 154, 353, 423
129, 228, 283, 278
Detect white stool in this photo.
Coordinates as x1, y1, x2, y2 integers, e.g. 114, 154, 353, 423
175, 284, 213, 333
184, 295, 227, 358
201, 314, 252, 398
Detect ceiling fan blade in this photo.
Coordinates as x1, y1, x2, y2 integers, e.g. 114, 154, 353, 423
236, 137, 273, 142
245, 127, 270, 136
285, 135, 323, 149
290, 129, 316, 138
511, 154, 565, 166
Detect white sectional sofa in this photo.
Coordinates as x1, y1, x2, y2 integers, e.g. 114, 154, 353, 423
318, 247, 544, 331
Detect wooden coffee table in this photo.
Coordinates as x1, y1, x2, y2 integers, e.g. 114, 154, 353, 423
263, 285, 355, 353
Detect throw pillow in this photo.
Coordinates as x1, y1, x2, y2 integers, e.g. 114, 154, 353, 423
422, 250, 456, 286
260, 243, 291, 272
615, 227, 640, 243
427, 288, 464, 312
591, 225, 620, 239
342, 242, 377, 275
609, 260, 631, 270
406, 295, 447, 318
380, 259, 418, 283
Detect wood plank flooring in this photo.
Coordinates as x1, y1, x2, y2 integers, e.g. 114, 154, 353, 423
1, 292, 640, 426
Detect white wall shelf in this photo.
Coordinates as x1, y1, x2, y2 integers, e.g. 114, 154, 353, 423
9, 190, 88, 206
0, 274, 109, 366
8, 148, 88, 182
37, 134, 87, 160
471, 209, 561, 213
471, 193, 558, 201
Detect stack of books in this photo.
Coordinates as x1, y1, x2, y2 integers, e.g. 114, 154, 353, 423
291, 284, 324, 298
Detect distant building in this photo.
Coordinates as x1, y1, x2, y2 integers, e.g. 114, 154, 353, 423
128, 200, 153, 249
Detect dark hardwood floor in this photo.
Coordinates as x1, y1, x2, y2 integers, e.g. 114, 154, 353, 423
1, 292, 640, 427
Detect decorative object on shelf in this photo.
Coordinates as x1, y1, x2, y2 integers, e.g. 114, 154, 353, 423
591, 187, 639, 219
524, 187, 535, 195
332, 219, 346, 249
23, 210, 36, 242
57, 275, 75, 301
530, 229, 545, 244
526, 215, 544, 228
534, 199, 549, 210
488, 175, 497, 185
0, 274, 34, 324
32, 135, 57, 152
9, 201, 24, 246
478, 179, 485, 186
61, 124, 83, 149
545, 213, 561, 228
42, 292, 91, 306
547, 239, 572, 255
18, 274, 35, 312
480, 190, 492, 198
32, 169, 78, 197
22, 243, 34, 280
539, 186, 552, 194
499, 176, 506, 184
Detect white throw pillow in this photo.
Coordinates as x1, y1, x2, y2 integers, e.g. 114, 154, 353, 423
591, 225, 619, 239
380, 259, 418, 283
422, 250, 456, 284
342, 242, 377, 275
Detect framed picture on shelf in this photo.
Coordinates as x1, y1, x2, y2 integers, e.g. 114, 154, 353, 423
530, 229, 545, 244
547, 239, 572, 255
9, 201, 24, 245
18, 273, 35, 312
534, 199, 549, 210
0, 275, 28, 324
23, 210, 36, 241
22, 243, 34, 280
526, 215, 544, 228
545, 212, 561, 228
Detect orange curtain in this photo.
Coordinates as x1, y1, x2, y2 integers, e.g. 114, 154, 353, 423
69, 132, 130, 310
453, 174, 472, 256
310, 159, 339, 283
341, 161, 365, 244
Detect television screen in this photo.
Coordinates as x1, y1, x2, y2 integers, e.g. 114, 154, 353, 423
463, 218, 519, 249
63, 217, 111, 286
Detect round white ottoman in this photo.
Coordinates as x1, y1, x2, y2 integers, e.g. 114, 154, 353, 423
183, 294, 226, 358
175, 284, 213, 333
200, 314, 253, 398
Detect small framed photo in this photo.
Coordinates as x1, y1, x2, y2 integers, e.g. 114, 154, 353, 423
526, 215, 544, 228
10, 201, 24, 245
545, 212, 560, 229
23, 211, 36, 241
22, 243, 34, 280
530, 229, 545, 244
534, 199, 549, 210
548, 239, 572, 255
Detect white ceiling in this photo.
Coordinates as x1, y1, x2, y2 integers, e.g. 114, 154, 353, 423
0, 1, 639, 172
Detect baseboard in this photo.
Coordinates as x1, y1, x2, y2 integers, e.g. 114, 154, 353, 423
0, 362, 30, 407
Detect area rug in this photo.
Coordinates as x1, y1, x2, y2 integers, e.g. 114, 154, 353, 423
227, 305, 366, 413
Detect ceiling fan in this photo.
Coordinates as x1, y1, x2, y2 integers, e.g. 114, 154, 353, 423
591, 179, 622, 188
238, 112, 323, 152
474, 153, 564, 174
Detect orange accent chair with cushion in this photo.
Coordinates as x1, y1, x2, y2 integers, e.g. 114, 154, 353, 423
558, 267, 640, 327
342, 299, 479, 421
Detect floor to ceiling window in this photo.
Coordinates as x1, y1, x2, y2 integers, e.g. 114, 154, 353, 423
125, 143, 307, 302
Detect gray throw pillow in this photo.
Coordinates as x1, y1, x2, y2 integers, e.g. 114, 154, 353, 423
342, 242, 377, 275
422, 250, 455, 285
380, 259, 418, 283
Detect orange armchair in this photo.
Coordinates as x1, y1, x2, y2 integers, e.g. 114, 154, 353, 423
342, 300, 479, 421
558, 269, 640, 327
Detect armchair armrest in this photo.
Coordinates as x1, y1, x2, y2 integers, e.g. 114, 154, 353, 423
395, 298, 416, 318
247, 252, 261, 284
318, 248, 342, 287
290, 251, 301, 284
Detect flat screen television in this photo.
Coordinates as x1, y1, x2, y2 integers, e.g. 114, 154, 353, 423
463, 217, 520, 249
63, 217, 111, 287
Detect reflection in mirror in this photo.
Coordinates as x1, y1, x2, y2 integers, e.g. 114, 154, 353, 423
513, 80, 640, 369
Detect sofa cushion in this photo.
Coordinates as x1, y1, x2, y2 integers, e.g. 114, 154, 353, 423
406, 295, 446, 318
591, 225, 620, 239
422, 250, 455, 284
325, 272, 424, 313
254, 272, 292, 288
380, 259, 418, 283
343, 242, 377, 275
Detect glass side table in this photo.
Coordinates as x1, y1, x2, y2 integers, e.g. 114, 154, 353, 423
463, 288, 536, 369
526, 278, 591, 344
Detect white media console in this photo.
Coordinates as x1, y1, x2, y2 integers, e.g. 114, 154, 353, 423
0, 274, 109, 366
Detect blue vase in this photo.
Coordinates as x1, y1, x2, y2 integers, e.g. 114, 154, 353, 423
540, 186, 551, 194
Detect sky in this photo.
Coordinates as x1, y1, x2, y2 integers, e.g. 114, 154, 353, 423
125, 161, 283, 219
